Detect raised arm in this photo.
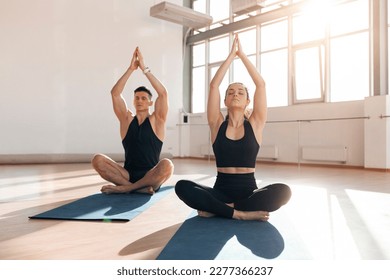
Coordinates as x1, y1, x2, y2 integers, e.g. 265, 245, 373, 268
208, 36, 238, 140
136, 48, 168, 123
111, 49, 138, 123
236, 37, 267, 134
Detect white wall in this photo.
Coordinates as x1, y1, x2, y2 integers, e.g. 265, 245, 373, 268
0, 0, 184, 162
181, 100, 374, 168
264, 101, 365, 166
2, 1, 388, 169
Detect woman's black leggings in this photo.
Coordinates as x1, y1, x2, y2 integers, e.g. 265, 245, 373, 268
175, 172, 291, 218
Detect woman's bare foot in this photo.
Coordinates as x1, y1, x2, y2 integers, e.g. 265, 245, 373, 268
197, 210, 216, 218
197, 202, 234, 218
233, 210, 270, 222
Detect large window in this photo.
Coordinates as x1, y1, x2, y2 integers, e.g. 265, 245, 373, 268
330, 33, 369, 102
261, 49, 288, 107
293, 45, 325, 102
191, 42, 206, 113
260, 19, 288, 107
329, 0, 369, 102
209, 36, 229, 64
233, 28, 257, 105
210, 0, 230, 23
190, 0, 372, 113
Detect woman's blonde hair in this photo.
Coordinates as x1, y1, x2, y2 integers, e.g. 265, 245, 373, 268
224, 82, 251, 121
225, 82, 250, 100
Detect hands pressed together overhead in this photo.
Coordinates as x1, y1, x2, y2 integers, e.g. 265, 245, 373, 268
229, 34, 246, 59
130, 47, 147, 72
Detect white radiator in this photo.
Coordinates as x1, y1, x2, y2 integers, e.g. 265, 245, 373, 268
301, 146, 348, 163
258, 145, 279, 160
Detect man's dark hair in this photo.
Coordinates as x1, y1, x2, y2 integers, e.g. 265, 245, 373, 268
134, 86, 152, 99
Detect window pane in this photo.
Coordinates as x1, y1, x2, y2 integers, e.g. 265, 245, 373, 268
209, 36, 229, 63
233, 55, 257, 107
192, 66, 206, 113
261, 20, 288, 51
210, 0, 229, 22
192, 0, 206, 14
330, 0, 369, 36
237, 28, 257, 55
330, 32, 369, 102
261, 49, 288, 107
262, 1, 289, 13
294, 46, 323, 101
293, 14, 326, 45
192, 43, 205, 67
210, 66, 230, 108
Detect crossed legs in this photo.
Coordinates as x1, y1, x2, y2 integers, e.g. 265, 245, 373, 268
175, 180, 291, 221
91, 154, 173, 194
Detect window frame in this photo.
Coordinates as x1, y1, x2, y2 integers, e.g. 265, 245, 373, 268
189, 0, 374, 113
292, 41, 326, 104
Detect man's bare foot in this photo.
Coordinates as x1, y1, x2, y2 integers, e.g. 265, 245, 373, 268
197, 210, 216, 218
233, 210, 270, 222
101, 184, 130, 194
134, 186, 155, 195
101, 184, 156, 195
137, 185, 160, 194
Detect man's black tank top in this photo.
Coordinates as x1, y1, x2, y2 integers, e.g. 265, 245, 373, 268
212, 120, 260, 168
122, 116, 162, 172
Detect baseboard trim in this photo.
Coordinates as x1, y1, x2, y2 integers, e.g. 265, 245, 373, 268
2, 154, 388, 172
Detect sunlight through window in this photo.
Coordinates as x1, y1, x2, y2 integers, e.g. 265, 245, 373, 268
189, 0, 372, 112
294, 46, 324, 102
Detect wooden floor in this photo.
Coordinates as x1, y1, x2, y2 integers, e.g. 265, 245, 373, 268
1, 158, 389, 260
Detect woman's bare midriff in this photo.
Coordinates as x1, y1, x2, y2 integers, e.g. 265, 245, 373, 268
217, 167, 255, 174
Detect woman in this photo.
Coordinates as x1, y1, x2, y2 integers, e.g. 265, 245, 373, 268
175, 35, 291, 221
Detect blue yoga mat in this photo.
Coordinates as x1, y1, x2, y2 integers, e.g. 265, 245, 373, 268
29, 186, 173, 222
157, 211, 285, 260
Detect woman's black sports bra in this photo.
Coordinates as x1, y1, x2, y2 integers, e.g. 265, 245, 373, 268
212, 120, 260, 168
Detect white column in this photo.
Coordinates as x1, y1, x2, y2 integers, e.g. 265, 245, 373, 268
364, 95, 390, 169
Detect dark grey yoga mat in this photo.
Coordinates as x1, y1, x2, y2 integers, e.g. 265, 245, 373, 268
29, 186, 173, 222
157, 211, 286, 260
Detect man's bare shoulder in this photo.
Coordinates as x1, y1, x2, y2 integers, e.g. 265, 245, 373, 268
148, 113, 165, 141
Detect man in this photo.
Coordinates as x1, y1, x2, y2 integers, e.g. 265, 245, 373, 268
92, 47, 173, 194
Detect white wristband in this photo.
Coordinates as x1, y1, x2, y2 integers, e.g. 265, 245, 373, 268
143, 67, 151, 74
